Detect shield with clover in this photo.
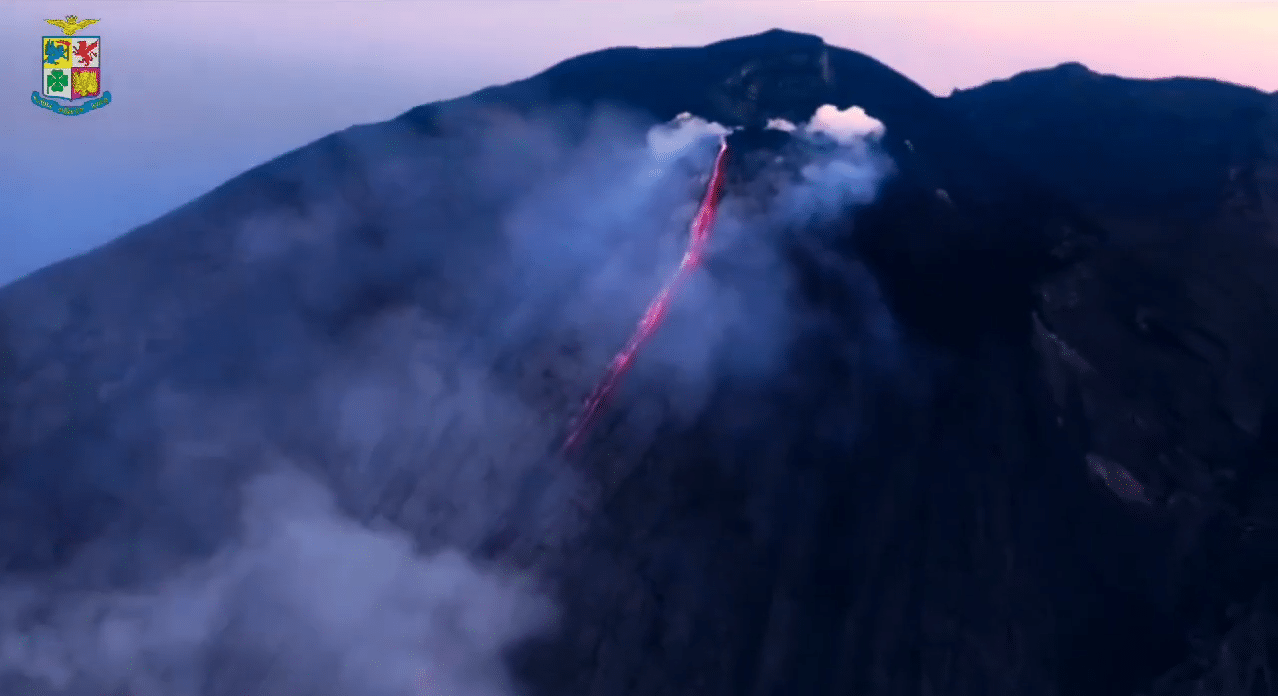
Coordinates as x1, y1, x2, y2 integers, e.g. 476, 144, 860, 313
34, 19, 111, 115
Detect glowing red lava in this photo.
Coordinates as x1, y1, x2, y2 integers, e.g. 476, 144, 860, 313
562, 138, 731, 455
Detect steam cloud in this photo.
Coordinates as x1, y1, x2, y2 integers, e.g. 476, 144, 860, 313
764, 118, 797, 133
774, 104, 895, 223
0, 100, 897, 696
646, 112, 734, 161
0, 470, 554, 696
643, 104, 892, 227
805, 104, 886, 144
764, 106, 885, 144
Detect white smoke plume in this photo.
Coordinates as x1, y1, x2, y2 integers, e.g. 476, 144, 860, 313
790, 157, 888, 216
802, 104, 886, 144
764, 118, 797, 133
770, 103, 894, 224
646, 112, 733, 161
0, 469, 554, 696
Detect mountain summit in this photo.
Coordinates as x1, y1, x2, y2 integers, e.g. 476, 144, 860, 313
1, 30, 1276, 696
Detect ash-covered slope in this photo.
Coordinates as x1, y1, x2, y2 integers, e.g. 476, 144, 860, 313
0, 28, 1273, 696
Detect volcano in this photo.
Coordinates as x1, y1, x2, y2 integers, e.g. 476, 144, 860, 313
1, 28, 1277, 696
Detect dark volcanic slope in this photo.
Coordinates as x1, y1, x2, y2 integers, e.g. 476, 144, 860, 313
950, 67, 1278, 696
1, 29, 1277, 696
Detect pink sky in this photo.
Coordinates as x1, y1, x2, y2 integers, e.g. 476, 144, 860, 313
0, 0, 1272, 283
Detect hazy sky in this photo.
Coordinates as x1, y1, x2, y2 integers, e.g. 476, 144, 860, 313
1, 0, 1273, 284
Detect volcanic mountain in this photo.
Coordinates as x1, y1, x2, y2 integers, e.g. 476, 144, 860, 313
1, 28, 1276, 696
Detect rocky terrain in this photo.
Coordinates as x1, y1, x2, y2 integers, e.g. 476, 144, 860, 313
0, 28, 1275, 696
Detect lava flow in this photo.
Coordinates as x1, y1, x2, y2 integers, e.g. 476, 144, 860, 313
562, 138, 731, 455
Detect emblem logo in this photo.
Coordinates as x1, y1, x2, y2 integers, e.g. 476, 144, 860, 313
31, 15, 112, 116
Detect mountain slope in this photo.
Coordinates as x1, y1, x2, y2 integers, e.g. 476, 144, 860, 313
950, 64, 1278, 696
0, 29, 1275, 696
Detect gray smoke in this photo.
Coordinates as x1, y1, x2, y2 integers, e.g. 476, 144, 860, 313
0, 469, 553, 696
0, 99, 897, 696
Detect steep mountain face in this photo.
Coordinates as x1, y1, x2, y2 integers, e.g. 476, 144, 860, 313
0, 29, 1275, 696
950, 67, 1278, 695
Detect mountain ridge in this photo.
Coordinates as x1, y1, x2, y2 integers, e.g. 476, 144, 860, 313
1, 28, 1276, 696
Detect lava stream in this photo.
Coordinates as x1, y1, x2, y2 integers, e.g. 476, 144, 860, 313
562, 138, 731, 455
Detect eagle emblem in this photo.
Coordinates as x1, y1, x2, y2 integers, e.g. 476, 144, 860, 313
45, 15, 99, 36
32, 14, 112, 115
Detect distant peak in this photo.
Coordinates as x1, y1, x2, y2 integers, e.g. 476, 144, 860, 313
1052, 61, 1094, 75
707, 28, 826, 51
757, 28, 824, 41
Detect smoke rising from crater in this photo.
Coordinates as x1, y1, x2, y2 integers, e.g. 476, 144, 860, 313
646, 112, 735, 161
0, 98, 898, 696
805, 104, 886, 144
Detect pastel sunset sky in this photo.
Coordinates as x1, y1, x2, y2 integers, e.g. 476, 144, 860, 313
1, 0, 1273, 284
